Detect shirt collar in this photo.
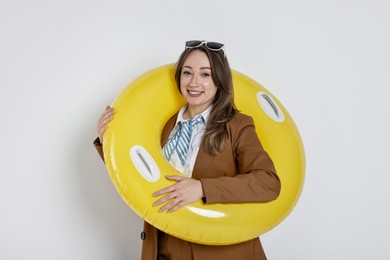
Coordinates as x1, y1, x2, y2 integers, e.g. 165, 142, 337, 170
175, 105, 212, 125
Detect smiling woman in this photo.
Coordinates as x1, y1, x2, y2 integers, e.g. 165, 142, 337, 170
94, 41, 304, 260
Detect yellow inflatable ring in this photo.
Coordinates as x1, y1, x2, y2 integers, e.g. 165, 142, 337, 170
103, 64, 305, 245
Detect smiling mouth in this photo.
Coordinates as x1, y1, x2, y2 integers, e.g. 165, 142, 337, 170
187, 90, 204, 96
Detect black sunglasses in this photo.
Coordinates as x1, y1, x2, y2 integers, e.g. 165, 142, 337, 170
185, 40, 225, 52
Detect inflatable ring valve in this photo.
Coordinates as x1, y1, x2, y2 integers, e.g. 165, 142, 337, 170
103, 64, 305, 245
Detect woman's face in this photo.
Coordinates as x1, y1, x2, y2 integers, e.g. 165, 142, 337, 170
180, 50, 218, 116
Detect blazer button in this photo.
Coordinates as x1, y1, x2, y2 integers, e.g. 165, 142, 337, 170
140, 231, 146, 240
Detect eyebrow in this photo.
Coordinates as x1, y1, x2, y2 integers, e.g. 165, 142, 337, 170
183, 65, 211, 70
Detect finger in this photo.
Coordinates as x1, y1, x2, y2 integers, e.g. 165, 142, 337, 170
98, 126, 107, 141
96, 107, 115, 142
97, 111, 115, 133
158, 197, 183, 213
98, 125, 107, 134
167, 201, 186, 213
98, 108, 114, 125
97, 116, 111, 133
153, 192, 177, 207
165, 175, 185, 182
101, 106, 114, 118
98, 115, 113, 130
104, 106, 114, 115
152, 184, 176, 197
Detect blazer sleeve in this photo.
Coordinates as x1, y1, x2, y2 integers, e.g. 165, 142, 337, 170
200, 115, 281, 204
93, 137, 105, 162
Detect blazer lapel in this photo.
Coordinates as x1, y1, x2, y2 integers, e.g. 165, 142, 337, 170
192, 142, 213, 180
161, 115, 177, 146
161, 113, 213, 180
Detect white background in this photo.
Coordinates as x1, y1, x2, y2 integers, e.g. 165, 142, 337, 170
1, 0, 389, 259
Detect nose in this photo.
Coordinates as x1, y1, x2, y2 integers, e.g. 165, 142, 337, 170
189, 73, 200, 87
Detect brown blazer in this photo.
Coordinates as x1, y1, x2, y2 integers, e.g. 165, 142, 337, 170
94, 112, 281, 260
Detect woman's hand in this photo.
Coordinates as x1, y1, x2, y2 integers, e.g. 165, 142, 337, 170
153, 176, 204, 213
97, 106, 115, 142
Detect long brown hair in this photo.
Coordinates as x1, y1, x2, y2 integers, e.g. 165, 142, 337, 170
174, 45, 238, 156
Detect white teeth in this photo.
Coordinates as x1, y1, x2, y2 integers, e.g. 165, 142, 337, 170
189, 91, 203, 95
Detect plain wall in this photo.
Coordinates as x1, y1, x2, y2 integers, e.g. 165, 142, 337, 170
1, 0, 389, 259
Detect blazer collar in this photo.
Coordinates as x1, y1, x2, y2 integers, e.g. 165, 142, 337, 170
160, 113, 213, 180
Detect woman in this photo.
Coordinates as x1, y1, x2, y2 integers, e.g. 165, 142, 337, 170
94, 41, 281, 260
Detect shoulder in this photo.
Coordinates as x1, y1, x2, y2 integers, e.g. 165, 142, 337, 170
227, 112, 255, 128
226, 112, 256, 140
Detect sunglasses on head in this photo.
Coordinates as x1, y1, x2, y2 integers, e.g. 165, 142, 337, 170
185, 40, 225, 52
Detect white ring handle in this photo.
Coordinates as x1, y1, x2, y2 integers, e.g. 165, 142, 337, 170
257, 91, 285, 122
130, 145, 161, 182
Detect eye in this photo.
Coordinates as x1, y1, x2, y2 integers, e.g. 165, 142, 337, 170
201, 72, 211, 77
182, 70, 192, 76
